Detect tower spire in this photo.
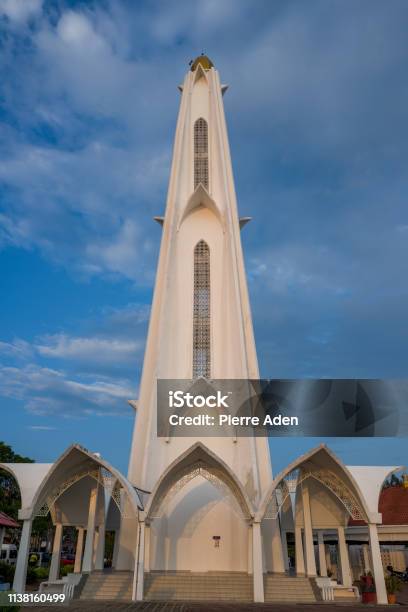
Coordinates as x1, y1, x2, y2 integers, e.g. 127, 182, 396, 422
126, 60, 274, 573
190, 53, 214, 71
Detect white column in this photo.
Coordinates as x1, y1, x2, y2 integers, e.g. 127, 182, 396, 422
116, 512, 138, 570
247, 525, 253, 574
362, 543, 371, 572
252, 522, 264, 603
318, 531, 327, 577
82, 483, 99, 572
295, 526, 305, 575
144, 524, 150, 573
368, 523, 387, 605
49, 523, 63, 582
0, 526, 5, 550
301, 482, 316, 576
270, 518, 285, 573
13, 519, 32, 593
282, 531, 290, 571
337, 526, 352, 587
325, 546, 331, 573
112, 530, 120, 568
74, 527, 84, 573
133, 520, 145, 601
95, 523, 105, 570
92, 527, 99, 566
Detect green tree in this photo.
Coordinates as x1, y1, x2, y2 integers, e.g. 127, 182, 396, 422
0, 441, 33, 520
383, 473, 403, 488
0, 441, 52, 544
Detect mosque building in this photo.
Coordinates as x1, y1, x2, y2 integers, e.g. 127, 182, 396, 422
2, 55, 407, 605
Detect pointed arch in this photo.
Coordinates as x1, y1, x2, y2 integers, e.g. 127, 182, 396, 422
145, 442, 254, 522
193, 62, 209, 84
256, 444, 371, 523
193, 240, 210, 378
28, 444, 143, 521
346, 465, 404, 516
178, 183, 223, 230
0, 463, 52, 511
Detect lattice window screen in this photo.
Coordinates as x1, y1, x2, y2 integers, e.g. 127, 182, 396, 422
193, 240, 210, 378
194, 118, 209, 189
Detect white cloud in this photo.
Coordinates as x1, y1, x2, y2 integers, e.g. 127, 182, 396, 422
0, 339, 32, 359
0, 0, 407, 390
0, 363, 134, 416
150, 0, 240, 44
57, 11, 102, 48
249, 245, 341, 296
102, 302, 150, 326
85, 219, 147, 280
0, 3, 173, 283
0, 302, 147, 419
35, 10, 141, 119
0, 140, 168, 281
28, 425, 57, 431
0, 0, 42, 23
36, 334, 142, 364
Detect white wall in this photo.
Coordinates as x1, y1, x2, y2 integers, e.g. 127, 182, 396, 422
149, 476, 248, 572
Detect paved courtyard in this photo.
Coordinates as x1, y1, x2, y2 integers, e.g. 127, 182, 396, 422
21, 586, 408, 612
22, 600, 408, 611
23, 604, 408, 610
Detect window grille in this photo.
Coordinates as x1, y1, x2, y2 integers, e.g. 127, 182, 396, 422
194, 118, 209, 190
193, 240, 210, 378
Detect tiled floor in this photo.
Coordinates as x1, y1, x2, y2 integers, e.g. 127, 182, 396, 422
23, 601, 408, 612
22, 585, 408, 611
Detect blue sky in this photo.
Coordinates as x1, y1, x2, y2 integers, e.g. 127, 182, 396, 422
0, 0, 407, 476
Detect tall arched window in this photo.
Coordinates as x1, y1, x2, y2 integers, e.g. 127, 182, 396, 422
193, 240, 210, 378
194, 118, 209, 190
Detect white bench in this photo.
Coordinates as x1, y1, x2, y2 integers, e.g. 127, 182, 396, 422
39, 573, 82, 600
315, 577, 360, 601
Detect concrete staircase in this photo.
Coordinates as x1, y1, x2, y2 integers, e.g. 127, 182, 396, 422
144, 571, 253, 601
264, 573, 318, 603
78, 570, 318, 603
80, 570, 133, 600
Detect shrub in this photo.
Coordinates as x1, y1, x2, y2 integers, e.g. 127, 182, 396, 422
0, 562, 15, 583
60, 565, 74, 577
0, 590, 20, 612
385, 574, 402, 594
33, 567, 49, 580
26, 566, 38, 584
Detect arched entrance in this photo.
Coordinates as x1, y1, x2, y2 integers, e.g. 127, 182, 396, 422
257, 444, 388, 604
9, 444, 143, 594
145, 443, 253, 573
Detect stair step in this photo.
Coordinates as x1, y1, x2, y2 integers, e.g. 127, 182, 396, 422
263, 575, 317, 603
144, 572, 253, 602
80, 572, 133, 601
80, 571, 317, 603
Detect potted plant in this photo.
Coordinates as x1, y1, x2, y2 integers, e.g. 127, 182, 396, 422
385, 574, 401, 605
360, 572, 376, 604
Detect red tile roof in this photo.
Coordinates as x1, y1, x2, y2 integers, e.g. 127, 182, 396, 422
349, 486, 408, 526
378, 486, 408, 525
0, 511, 19, 528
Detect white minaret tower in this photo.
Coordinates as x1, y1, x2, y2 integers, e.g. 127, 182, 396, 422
127, 55, 280, 576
